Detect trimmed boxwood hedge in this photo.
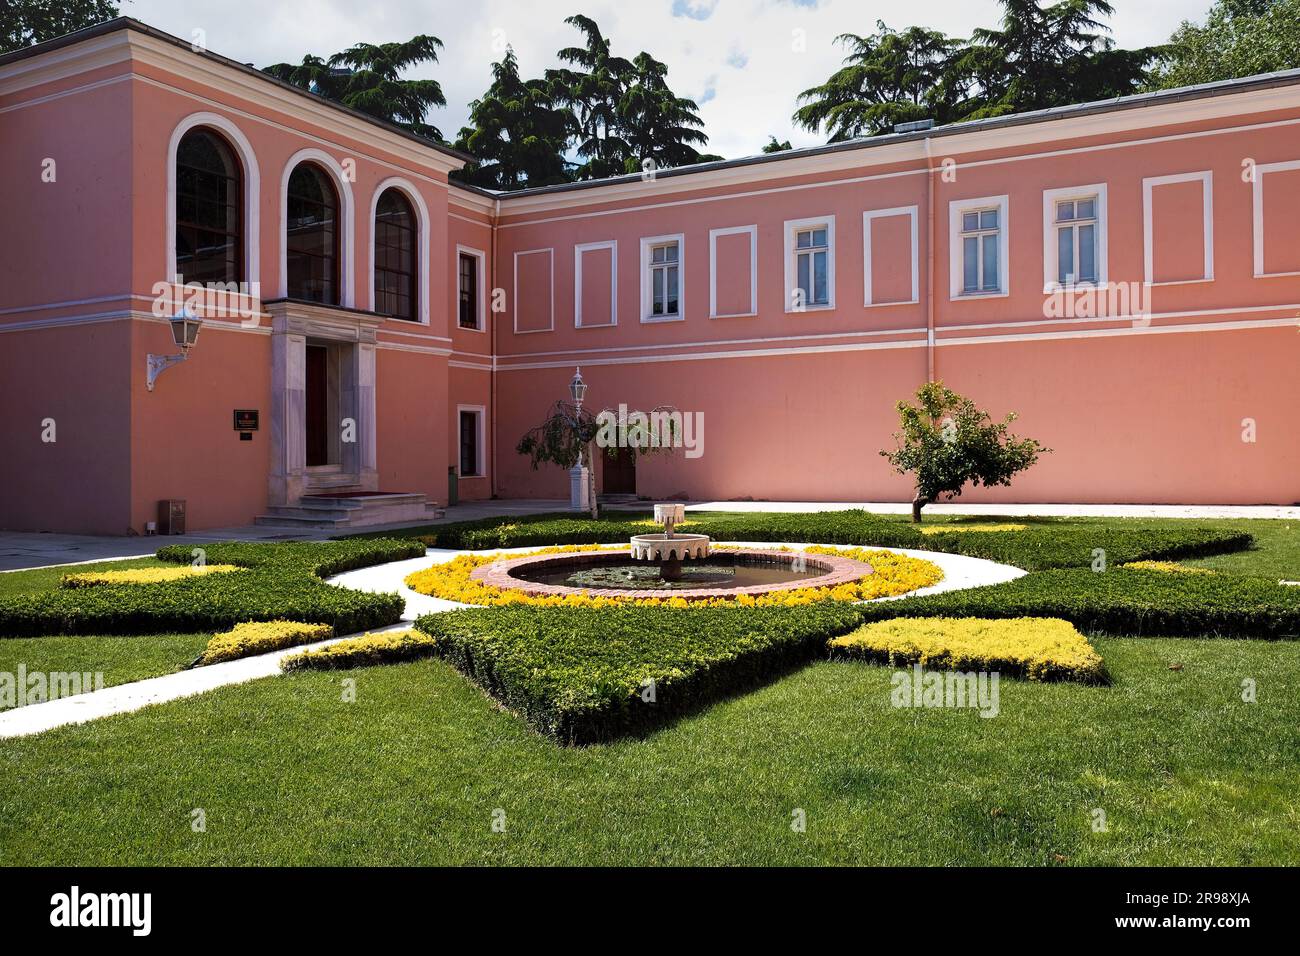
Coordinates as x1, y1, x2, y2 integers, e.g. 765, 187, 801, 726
0, 539, 423, 638
855, 567, 1300, 639
379, 510, 1251, 573
416, 601, 864, 744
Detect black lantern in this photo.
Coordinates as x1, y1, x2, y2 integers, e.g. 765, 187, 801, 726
169, 306, 202, 352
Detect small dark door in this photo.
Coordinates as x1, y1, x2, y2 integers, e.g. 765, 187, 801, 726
305, 344, 328, 466
603, 447, 636, 495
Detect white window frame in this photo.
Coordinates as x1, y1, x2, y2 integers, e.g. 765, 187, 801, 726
456, 404, 487, 478
862, 206, 919, 306
511, 247, 554, 334
1252, 160, 1300, 278
1041, 184, 1107, 293
708, 225, 757, 318
949, 195, 1009, 300
783, 216, 836, 313
639, 234, 685, 323
454, 244, 487, 332
1142, 171, 1213, 286
574, 240, 618, 328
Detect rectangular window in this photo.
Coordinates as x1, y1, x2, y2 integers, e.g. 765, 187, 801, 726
458, 409, 481, 477
961, 208, 1001, 294
795, 227, 829, 305
649, 241, 679, 316
1054, 197, 1098, 286
458, 252, 478, 329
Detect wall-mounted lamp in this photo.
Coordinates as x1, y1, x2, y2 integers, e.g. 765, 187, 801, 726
146, 307, 202, 392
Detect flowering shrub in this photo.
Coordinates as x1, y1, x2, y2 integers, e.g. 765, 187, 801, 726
919, 523, 1026, 535
198, 620, 333, 665
830, 616, 1106, 683
281, 628, 436, 672
61, 565, 244, 588
1121, 561, 1216, 575
403, 544, 942, 607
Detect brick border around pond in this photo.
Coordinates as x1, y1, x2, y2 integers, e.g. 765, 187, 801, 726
469, 548, 875, 601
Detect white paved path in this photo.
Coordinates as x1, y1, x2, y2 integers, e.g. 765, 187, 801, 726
0, 543, 1021, 739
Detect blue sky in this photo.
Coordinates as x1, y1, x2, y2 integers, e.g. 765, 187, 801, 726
118, 0, 1213, 158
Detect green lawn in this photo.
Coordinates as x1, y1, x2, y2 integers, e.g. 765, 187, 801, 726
1, 634, 1295, 865
1, 514, 1297, 865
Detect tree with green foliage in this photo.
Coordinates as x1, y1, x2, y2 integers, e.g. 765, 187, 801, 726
1150, 0, 1300, 89
617, 51, 709, 173
453, 47, 573, 189
881, 382, 1049, 522
761, 136, 794, 153
794, 22, 959, 140
548, 14, 634, 179
1, 0, 118, 55
264, 36, 446, 141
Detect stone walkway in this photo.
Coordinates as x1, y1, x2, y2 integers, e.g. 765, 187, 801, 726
0, 543, 1023, 739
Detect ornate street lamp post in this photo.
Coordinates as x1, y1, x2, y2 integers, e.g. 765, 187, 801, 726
568, 367, 592, 512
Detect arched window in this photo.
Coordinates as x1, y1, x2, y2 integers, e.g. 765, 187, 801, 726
373, 188, 417, 321
175, 128, 242, 284
286, 162, 340, 304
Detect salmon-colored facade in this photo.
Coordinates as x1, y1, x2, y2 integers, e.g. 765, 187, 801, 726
2, 20, 1297, 534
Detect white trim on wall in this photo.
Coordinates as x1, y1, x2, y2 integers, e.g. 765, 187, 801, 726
454, 244, 488, 332
1251, 159, 1300, 278
862, 206, 919, 306
279, 147, 357, 307
456, 403, 488, 477
948, 195, 1009, 300
639, 233, 686, 323
1041, 183, 1108, 293
165, 111, 261, 290
783, 215, 836, 313
574, 240, 618, 328
1142, 171, 1214, 286
708, 225, 758, 318
512, 247, 554, 334
368, 176, 431, 325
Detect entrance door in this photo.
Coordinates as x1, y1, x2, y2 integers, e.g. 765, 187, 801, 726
603, 447, 636, 495
305, 344, 329, 467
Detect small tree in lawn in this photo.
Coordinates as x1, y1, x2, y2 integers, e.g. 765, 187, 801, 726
881, 381, 1048, 522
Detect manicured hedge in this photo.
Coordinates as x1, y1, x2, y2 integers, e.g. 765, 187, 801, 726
0, 539, 423, 638
415, 601, 864, 744
382, 510, 1251, 573
199, 620, 333, 665
854, 567, 1300, 639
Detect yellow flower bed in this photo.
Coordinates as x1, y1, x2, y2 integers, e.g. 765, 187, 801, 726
1122, 560, 1216, 575
404, 544, 942, 608
830, 616, 1105, 682
61, 564, 245, 588
199, 620, 333, 665
919, 523, 1026, 535
281, 628, 436, 672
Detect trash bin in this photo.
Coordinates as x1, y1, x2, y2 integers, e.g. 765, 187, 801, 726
447, 466, 458, 507
158, 499, 186, 535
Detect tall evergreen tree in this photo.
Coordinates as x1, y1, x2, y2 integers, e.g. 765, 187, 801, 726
453, 48, 574, 190
1, 0, 118, 55
617, 52, 709, 173
264, 36, 446, 141
548, 14, 633, 179
793, 22, 958, 139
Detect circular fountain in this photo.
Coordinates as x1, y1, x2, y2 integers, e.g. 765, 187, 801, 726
468, 503, 876, 601
629, 503, 709, 580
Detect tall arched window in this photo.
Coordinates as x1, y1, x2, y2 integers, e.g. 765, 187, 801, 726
373, 188, 417, 321
286, 162, 340, 304
175, 128, 242, 284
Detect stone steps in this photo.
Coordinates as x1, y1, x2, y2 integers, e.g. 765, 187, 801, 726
255, 493, 442, 529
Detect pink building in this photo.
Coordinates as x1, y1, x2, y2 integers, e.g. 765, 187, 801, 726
2, 18, 1297, 534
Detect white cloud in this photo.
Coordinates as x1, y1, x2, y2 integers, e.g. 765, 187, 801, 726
122, 0, 1212, 159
